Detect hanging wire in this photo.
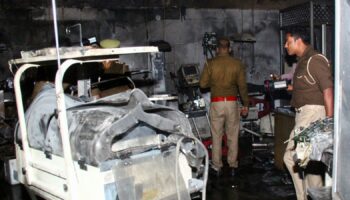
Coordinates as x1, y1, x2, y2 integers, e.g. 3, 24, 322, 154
51, 0, 61, 68
126, 76, 136, 89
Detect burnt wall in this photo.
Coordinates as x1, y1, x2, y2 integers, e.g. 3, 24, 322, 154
0, 7, 280, 88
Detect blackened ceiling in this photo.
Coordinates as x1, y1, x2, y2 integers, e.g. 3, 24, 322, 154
2, 0, 311, 10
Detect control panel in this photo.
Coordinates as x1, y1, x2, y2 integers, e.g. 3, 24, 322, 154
178, 64, 200, 87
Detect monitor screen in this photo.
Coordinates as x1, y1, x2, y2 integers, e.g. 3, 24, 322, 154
183, 65, 198, 76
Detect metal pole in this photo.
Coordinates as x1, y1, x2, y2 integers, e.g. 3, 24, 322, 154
321, 24, 327, 55
13, 64, 39, 186
50, 1, 78, 199
333, 0, 342, 198
51, 0, 61, 68
279, 12, 284, 75
55, 60, 81, 200
206, 113, 212, 137
191, 118, 202, 140
310, 1, 314, 47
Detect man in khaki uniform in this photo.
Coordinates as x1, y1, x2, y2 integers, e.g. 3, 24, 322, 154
199, 37, 249, 176
283, 28, 333, 200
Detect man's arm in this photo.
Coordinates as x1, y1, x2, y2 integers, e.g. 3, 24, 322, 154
237, 63, 249, 117
323, 87, 334, 117
237, 64, 249, 107
309, 55, 334, 117
199, 62, 210, 88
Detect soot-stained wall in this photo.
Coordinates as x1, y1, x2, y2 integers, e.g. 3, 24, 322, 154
0, 8, 281, 90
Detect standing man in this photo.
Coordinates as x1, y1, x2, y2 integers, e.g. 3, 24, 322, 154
199, 37, 249, 177
283, 28, 333, 200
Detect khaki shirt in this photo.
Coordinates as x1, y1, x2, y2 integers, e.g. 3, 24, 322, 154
291, 46, 333, 108
199, 54, 249, 107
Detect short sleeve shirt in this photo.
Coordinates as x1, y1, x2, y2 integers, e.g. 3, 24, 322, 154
291, 46, 333, 108
199, 54, 249, 107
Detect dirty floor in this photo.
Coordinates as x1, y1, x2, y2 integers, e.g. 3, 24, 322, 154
0, 136, 296, 200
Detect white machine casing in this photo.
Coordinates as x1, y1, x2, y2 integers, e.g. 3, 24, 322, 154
10, 46, 208, 200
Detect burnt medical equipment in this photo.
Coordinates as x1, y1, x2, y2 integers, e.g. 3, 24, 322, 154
66, 23, 83, 47
176, 64, 205, 113
286, 117, 333, 200
202, 32, 217, 59
265, 79, 288, 90
173, 64, 210, 140
8, 46, 209, 200
287, 117, 333, 169
264, 79, 291, 109
178, 63, 201, 87
149, 40, 171, 94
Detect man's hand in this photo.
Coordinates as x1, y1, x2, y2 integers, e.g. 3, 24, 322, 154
323, 87, 334, 117
240, 106, 249, 118
270, 74, 280, 80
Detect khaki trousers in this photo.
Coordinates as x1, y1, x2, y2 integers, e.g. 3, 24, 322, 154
209, 101, 240, 169
283, 105, 325, 200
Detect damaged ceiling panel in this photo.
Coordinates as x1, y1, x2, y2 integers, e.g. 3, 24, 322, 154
2, 0, 310, 10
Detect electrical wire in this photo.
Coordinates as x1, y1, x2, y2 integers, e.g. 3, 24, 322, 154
126, 76, 136, 89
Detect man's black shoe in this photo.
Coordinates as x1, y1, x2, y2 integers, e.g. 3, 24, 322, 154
230, 167, 238, 177
209, 167, 223, 177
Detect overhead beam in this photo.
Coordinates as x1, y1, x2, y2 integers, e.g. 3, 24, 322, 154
1, 0, 311, 10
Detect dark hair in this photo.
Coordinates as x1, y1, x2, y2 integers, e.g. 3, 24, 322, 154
286, 27, 310, 45
217, 37, 230, 48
